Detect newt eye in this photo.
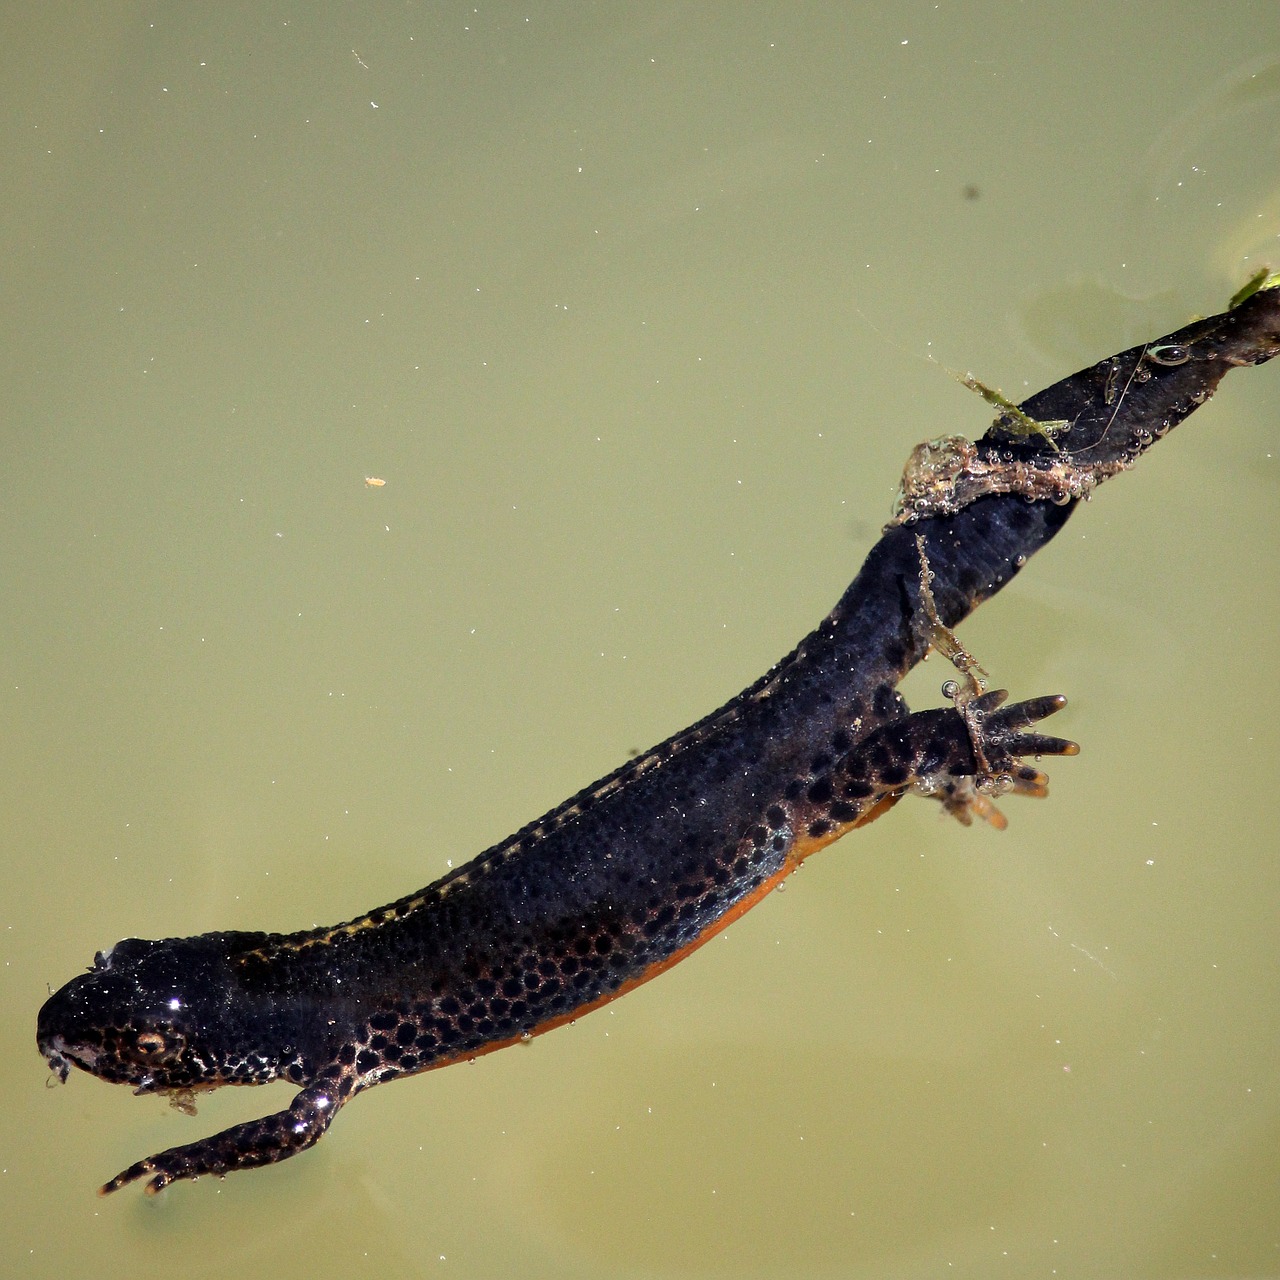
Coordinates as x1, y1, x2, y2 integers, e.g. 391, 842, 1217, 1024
1146, 343, 1190, 366
135, 1032, 166, 1056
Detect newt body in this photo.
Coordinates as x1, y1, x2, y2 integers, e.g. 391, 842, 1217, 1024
38, 285, 1280, 1194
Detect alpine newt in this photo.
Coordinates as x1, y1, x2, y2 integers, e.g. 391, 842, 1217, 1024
37, 280, 1280, 1195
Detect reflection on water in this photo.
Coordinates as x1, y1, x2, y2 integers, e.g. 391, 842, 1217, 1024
1014, 276, 1177, 366
1019, 53, 1280, 367
1128, 53, 1280, 286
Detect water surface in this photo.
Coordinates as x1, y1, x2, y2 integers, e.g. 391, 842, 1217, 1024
3, 5, 1278, 1277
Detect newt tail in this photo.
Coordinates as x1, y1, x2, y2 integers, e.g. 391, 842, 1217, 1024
37, 280, 1280, 1195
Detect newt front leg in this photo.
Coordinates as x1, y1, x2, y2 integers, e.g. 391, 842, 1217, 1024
101, 1082, 346, 1196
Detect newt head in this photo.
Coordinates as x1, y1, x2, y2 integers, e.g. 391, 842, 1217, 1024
37, 932, 285, 1096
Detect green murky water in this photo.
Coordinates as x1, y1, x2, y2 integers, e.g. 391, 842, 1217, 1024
3, 4, 1278, 1277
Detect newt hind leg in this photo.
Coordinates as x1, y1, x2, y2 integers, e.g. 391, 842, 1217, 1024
787, 692, 1077, 855
923, 774, 1034, 830
911, 690, 1076, 829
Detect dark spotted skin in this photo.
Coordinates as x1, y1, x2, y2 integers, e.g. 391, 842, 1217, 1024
37, 286, 1280, 1195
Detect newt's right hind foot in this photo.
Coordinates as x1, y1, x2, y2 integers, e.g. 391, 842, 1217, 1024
917, 690, 1078, 829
